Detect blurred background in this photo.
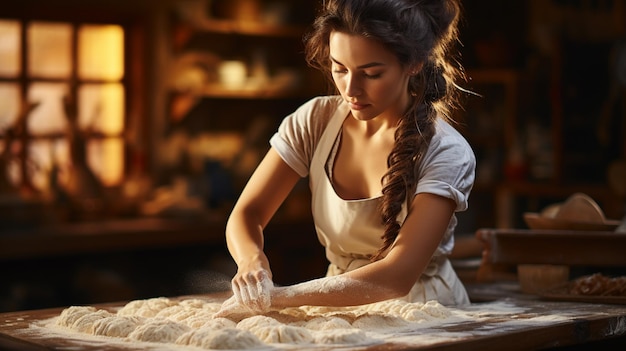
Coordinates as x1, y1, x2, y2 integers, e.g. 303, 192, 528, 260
0, 0, 625, 312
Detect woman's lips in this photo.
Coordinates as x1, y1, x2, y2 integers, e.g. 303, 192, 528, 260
348, 101, 369, 110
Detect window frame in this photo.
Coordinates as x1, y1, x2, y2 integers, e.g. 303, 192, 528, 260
0, 5, 148, 193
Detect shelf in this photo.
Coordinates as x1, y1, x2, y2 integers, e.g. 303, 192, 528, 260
477, 228, 626, 266
185, 19, 306, 38
172, 85, 318, 100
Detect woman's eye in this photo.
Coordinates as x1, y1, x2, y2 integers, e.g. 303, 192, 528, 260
364, 72, 382, 79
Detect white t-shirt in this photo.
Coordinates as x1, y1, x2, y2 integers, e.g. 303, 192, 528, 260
270, 95, 475, 256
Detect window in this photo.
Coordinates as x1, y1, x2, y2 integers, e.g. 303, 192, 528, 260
0, 19, 126, 195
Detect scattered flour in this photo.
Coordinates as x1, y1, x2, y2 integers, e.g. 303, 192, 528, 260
34, 296, 460, 350
20, 297, 574, 350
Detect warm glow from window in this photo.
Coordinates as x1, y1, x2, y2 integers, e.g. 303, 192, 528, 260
0, 83, 20, 130
27, 83, 69, 135
0, 20, 20, 77
28, 22, 72, 78
78, 25, 124, 80
1, 19, 127, 192
88, 138, 124, 186
78, 83, 125, 134
28, 140, 54, 191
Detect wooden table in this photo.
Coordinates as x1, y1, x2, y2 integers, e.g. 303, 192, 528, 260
1, 295, 625, 350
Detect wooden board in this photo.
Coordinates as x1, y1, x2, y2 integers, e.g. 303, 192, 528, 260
1, 295, 626, 350
476, 228, 626, 266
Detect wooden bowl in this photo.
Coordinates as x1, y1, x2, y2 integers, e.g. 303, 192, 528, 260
555, 193, 605, 222
524, 193, 620, 231
523, 213, 621, 231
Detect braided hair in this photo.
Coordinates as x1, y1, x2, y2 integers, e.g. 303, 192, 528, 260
304, 0, 464, 260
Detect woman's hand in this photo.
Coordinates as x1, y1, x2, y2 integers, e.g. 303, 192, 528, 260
214, 266, 274, 319
233, 269, 274, 312
229, 253, 275, 313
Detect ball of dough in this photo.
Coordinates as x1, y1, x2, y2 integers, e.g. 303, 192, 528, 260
304, 316, 352, 331
250, 325, 313, 344
178, 298, 208, 309
155, 305, 198, 321
56, 306, 97, 328
128, 319, 190, 343
237, 315, 281, 331
422, 300, 452, 318
71, 310, 113, 334
118, 297, 176, 318
314, 328, 376, 345
176, 327, 263, 350
352, 314, 410, 330
189, 316, 237, 329
92, 315, 144, 337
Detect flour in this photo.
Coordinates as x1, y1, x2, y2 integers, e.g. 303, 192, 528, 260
14, 298, 590, 350
31, 296, 458, 349
283, 275, 380, 298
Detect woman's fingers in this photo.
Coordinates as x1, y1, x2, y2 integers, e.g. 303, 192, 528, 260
213, 296, 250, 319
231, 270, 274, 313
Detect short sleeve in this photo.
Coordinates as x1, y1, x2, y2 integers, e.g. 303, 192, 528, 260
269, 96, 343, 177
415, 120, 476, 212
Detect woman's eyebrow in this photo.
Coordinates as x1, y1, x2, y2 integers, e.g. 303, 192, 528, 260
330, 56, 385, 69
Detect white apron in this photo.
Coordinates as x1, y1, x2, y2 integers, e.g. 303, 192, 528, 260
308, 102, 469, 306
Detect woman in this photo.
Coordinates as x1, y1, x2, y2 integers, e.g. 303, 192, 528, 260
216, 0, 474, 316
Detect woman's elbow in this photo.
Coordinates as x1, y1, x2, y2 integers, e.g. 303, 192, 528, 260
388, 281, 415, 299
376, 272, 419, 300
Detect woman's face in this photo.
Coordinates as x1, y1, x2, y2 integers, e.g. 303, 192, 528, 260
329, 31, 412, 123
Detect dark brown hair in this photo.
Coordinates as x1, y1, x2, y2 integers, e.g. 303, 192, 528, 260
304, 0, 464, 260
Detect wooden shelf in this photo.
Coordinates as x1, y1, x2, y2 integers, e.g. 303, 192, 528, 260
173, 85, 317, 100
477, 228, 626, 266
184, 19, 306, 38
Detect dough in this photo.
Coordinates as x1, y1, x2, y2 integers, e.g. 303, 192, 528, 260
303, 316, 352, 330
352, 314, 411, 330
183, 311, 230, 329
236, 315, 281, 331
56, 306, 98, 328
155, 305, 198, 321
188, 316, 236, 329
250, 325, 313, 344
128, 319, 190, 343
313, 328, 376, 345
358, 299, 451, 321
117, 297, 176, 318
92, 316, 143, 337
178, 298, 210, 309
51, 297, 455, 349
71, 310, 113, 334
176, 327, 263, 350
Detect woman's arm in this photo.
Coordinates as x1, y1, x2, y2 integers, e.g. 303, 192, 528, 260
224, 147, 301, 310
216, 191, 456, 317
270, 192, 456, 308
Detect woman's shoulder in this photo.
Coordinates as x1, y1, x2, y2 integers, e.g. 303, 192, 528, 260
284, 95, 345, 137
294, 95, 344, 121
427, 118, 475, 163
433, 118, 472, 149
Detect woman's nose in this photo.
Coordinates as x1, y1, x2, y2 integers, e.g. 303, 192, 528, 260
344, 74, 362, 97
